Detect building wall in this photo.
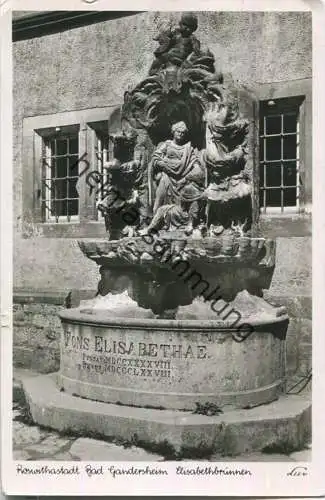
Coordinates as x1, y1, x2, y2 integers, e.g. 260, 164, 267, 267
13, 11, 312, 382
13, 10, 312, 291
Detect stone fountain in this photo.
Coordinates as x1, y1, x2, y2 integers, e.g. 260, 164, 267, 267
23, 14, 311, 458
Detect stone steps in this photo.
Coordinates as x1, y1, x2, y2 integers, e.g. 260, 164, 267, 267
20, 371, 311, 459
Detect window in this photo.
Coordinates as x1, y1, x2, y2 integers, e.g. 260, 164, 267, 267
259, 98, 303, 214
88, 121, 112, 219
96, 134, 111, 219
22, 107, 121, 236
41, 126, 80, 222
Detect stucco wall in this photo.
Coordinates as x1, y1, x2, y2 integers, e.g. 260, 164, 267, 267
13, 11, 312, 293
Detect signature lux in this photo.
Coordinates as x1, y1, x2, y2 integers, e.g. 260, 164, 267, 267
287, 466, 308, 477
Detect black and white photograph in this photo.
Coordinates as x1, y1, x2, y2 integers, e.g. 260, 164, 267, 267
1, 1, 324, 496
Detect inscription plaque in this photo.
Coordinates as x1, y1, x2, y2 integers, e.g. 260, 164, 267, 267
64, 330, 208, 380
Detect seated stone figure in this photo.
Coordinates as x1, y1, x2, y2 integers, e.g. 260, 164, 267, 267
97, 133, 144, 240
203, 105, 252, 234
146, 121, 206, 235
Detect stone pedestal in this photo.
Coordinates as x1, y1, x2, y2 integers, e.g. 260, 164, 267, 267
57, 236, 289, 413
21, 233, 304, 457
22, 373, 311, 458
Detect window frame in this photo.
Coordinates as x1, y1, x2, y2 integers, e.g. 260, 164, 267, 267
87, 121, 112, 222
255, 79, 312, 223
22, 106, 120, 238
40, 125, 80, 223
259, 96, 304, 215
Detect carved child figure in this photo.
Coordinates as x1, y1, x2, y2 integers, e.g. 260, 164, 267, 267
149, 13, 201, 75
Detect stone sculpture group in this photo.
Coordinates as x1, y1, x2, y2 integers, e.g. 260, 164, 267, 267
97, 12, 252, 241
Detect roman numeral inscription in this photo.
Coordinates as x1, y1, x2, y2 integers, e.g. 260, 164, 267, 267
64, 331, 208, 379
79, 353, 172, 378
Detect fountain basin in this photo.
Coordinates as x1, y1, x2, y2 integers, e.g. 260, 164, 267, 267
58, 296, 288, 411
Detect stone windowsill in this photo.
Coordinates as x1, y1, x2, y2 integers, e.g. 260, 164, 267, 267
22, 221, 107, 239
256, 213, 311, 238
13, 289, 96, 307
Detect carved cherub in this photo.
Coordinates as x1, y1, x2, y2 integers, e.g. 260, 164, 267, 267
149, 13, 201, 75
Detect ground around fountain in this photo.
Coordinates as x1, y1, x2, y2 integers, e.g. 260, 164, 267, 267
13, 369, 311, 462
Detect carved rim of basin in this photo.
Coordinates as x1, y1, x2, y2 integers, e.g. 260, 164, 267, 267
78, 236, 276, 268
59, 307, 289, 331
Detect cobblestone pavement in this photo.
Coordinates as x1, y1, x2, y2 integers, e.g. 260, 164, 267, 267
13, 370, 311, 462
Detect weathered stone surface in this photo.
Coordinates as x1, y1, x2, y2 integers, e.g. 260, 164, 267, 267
13, 309, 25, 322
281, 315, 311, 378
14, 367, 41, 384
13, 449, 32, 460
22, 374, 311, 458
23, 303, 65, 316
257, 216, 311, 238
70, 438, 164, 461
58, 305, 287, 411
13, 368, 40, 403
13, 409, 23, 420
289, 449, 311, 461
298, 343, 312, 373
30, 313, 52, 330
264, 294, 312, 320
14, 308, 62, 341
13, 301, 63, 373
26, 434, 73, 457
52, 451, 77, 460
268, 238, 311, 297
13, 344, 60, 374
13, 304, 61, 374
299, 318, 312, 342
285, 329, 300, 376
210, 452, 294, 462
286, 319, 312, 344
14, 325, 48, 346
13, 422, 46, 447
13, 346, 35, 369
